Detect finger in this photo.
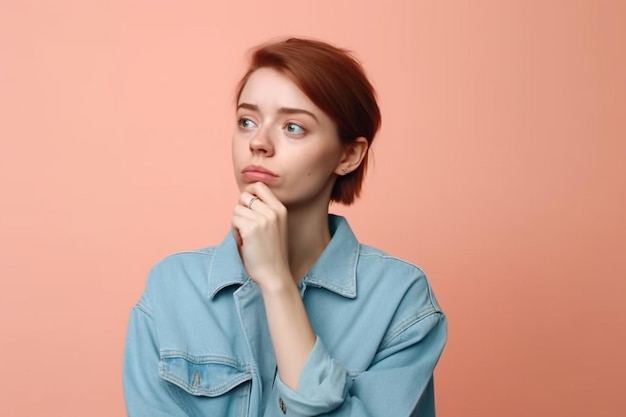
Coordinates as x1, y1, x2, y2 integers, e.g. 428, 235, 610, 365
231, 211, 257, 240
233, 203, 260, 220
238, 191, 274, 217
232, 225, 243, 247
244, 182, 284, 210
239, 192, 258, 209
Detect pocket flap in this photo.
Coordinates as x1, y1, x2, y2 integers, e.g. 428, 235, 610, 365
159, 352, 252, 397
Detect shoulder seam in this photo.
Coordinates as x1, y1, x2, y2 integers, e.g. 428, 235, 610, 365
380, 309, 442, 350
358, 248, 426, 273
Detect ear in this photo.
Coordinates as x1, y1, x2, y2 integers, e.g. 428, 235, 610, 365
335, 137, 369, 175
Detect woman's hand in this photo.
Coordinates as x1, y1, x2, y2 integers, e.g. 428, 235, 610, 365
232, 182, 293, 291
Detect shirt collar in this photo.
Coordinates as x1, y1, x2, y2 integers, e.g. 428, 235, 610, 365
301, 215, 358, 298
207, 214, 359, 299
207, 231, 248, 299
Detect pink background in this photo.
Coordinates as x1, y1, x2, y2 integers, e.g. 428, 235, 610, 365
1, 1, 625, 416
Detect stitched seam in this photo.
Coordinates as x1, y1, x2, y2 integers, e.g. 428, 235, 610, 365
359, 250, 442, 313
359, 251, 425, 272
160, 368, 252, 397
160, 351, 248, 369
159, 353, 253, 397
134, 299, 153, 318
380, 310, 441, 350
207, 246, 218, 298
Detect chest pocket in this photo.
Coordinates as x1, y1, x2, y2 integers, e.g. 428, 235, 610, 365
159, 352, 253, 416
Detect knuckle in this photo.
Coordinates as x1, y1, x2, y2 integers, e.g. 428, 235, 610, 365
259, 216, 269, 228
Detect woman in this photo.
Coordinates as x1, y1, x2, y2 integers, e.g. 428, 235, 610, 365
123, 37, 447, 416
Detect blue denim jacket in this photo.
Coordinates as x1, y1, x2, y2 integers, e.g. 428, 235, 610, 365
123, 215, 447, 416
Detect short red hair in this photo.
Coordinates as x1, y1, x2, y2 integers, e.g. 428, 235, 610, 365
235, 38, 381, 205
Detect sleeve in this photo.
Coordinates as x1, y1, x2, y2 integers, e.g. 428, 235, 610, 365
122, 295, 190, 417
274, 309, 447, 417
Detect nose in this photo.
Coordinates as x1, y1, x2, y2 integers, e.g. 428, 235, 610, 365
249, 126, 274, 156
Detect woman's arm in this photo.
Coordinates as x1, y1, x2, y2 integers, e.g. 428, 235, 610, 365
273, 309, 447, 416
231, 183, 317, 390
258, 277, 317, 390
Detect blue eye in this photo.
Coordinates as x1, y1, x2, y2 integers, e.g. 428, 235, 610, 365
238, 118, 257, 129
285, 122, 305, 135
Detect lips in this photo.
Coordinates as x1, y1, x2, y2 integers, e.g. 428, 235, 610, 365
241, 165, 278, 183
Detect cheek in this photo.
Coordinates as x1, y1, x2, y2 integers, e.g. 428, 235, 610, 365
231, 139, 245, 162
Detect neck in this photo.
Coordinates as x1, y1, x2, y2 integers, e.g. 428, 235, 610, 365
286, 204, 332, 282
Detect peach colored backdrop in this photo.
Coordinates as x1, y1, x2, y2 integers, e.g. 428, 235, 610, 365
1, 1, 624, 416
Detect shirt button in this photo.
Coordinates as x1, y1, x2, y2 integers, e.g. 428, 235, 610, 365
278, 397, 286, 414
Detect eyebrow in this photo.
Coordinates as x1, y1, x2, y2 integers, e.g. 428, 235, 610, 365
237, 103, 319, 122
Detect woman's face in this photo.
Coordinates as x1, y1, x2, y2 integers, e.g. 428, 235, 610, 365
232, 67, 345, 208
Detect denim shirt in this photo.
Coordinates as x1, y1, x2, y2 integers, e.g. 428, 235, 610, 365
123, 215, 447, 416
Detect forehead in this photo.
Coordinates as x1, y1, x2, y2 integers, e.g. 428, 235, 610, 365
238, 68, 317, 110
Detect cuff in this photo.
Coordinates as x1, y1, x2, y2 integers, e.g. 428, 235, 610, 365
274, 337, 349, 416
